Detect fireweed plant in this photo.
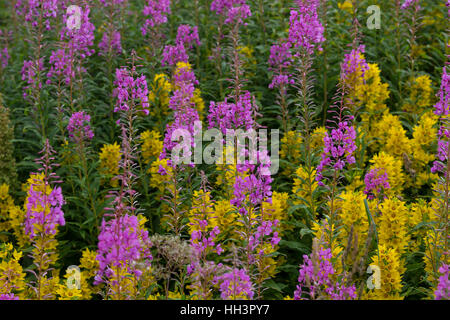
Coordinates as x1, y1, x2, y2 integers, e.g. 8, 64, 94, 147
0, 0, 448, 300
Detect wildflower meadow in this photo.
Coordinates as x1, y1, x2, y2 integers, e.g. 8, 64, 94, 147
0, 0, 449, 302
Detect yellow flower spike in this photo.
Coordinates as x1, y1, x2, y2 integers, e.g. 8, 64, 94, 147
99, 142, 122, 187
140, 130, 163, 164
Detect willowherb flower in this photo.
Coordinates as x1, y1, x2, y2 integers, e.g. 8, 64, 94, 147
431, 67, 449, 175
434, 263, 450, 300
316, 119, 357, 185
231, 171, 273, 214
268, 41, 294, 89
23, 140, 65, 240
341, 45, 369, 82
67, 111, 94, 142
401, 0, 419, 10
16, 0, 59, 30
364, 168, 390, 199
0, 293, 19, 300
294, 246, 356, 300
288, 4, 325, 55
0, 47, 9, 69
214, 268, 254, 300
24, 185, 65, 239
207, 91, 255, 134
95, 214, 152, 284
161, 44, 188, 67
142, 0, 171, 35
160, 61, 201, 162
176, 25, 200, 49
161, 25, 200, 66
61, 5, 95, 60
99, 30, 122, 57
113, 67, 150, 115
21, 58, 44, 98
46, 49, 73, 85
224, 4, 251, 25
210, 0, 246, 15
99, 0, 127, 6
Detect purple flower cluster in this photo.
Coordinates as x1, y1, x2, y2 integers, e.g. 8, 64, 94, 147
294, 247, 356, 300
268, 42, 294, 89
176, 25, 201, 50
316, 119, 357, 185
162, 25, 200, 67
60, 5, 96, 60
435, 263, 450, 300
21, 58, 44, 98
99, 0, 127, 6
268, 0, 324, 89
431, 67, 449, 175
231, 170, 273, 215
113, 67, 150, 115
142, 0, 171, 36
401, 0, 419, 10
214, 268, 254, 300
160, 53, 201, 163
190, 226, 223, 257
224, 4, 251, 25
16, 0, 59, 30
24, 185, 65, 239
67, 111, 94, 142
0, 293, 19, 300
99, 30, 122, 57
288, 5, 325, 55
207, 91, 255, 134
0, 46, 9, 69
95, 214, 152, 284
210, 0, 246, 15
341, 45, 369, 82
47, 49, 73, 85
363, 168, 390, 200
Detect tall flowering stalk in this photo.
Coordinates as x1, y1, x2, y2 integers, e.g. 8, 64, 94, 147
141, 0, 171, 64
316, 44, 361, 251
293, 240, 356, 300
401, 0, 422, 96
159, 26, 201, 235
0, 29, 10, 84
208, 2, 281, 298
268, 0, 325, 227
214, 267, 254, 300
66, 110, 101, 239
210, 0, 250, 99
17, 0, 59, 138
187, 174, 223, 299
98, 0, 127, 141
95, 53, 152, 300
47, 4, 95, 114
24, 139, 65, 300
430, 64, 450, 293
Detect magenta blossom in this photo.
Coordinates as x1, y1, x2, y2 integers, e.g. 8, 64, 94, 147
364, 168, 390, 199
316, 119, 357, 185
95, 214, 152, 284
16, 0, 58, 30
431, 67, 450, 175
0, 47, 9, 69
294, 247, 356, 300
113, 67, 150, 115
142, 0, 171, 35
214, 268, 254, 300
67, 111, 94, 142
99, 30, 122, 57
24, 185, 65, 239
435, 263, 450, 300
